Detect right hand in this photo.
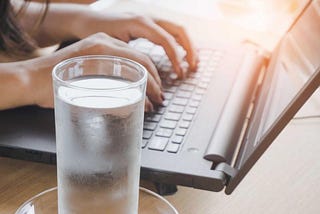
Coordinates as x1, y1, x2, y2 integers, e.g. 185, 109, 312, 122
31, 33, 163, 111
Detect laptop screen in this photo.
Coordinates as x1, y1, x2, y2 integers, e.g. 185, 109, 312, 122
258, 0, 320, 140
226, 0, 320, 194
235, 0, 320, 169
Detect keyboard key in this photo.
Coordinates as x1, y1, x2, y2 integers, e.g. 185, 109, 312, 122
172, 135, 184, 144
203, 72, 213, 78
196, 67, 206, 73
143, 130, 153, 139
167, 143, 180, 153
160, 120, 177, 129
199, 49, 214, 56
184, 79, 197, 85
199, 52, 210, 59
179, 121, 191, 129
199, 55, 210, 61
195, 88, 205, 95
148, 137, 169, 151
145, 114, 162, 122
201, 77, 211, 83
186, 107, 197, 114
176, 91, 192, 98
183, 114, 193, 121
142, 140, 148, 148
198, 61, 207, 68
165, 112, 181, 121
180, 84, 195, 91
210, 57, 220, 64
163, 92, 174, 100
144, 122, 157, 131
188, 72, 202, 79
189, 100, 200, 108
214, 50, 223, 57
162, 100, 170, 107
163, 86, 178, 93
198, 82, 208, 89
173, 98, 188, 106
156, 107, 166, 114
156, 128, 173, 138
175, 128, 188, 136
169, 105, 185, 113
192, 94, 203, 101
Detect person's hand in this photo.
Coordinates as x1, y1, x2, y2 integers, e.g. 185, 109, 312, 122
28, 33, 163, 111
74, 13, 199, 77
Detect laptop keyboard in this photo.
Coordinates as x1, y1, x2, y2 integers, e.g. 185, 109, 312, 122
129, 39, 223, 154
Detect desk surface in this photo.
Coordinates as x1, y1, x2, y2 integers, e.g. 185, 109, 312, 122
1, 117, 320, 214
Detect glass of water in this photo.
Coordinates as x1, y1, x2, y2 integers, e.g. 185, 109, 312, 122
52, 55, 147, 214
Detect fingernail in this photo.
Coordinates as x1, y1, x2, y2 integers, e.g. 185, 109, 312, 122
174, 64, 182, 78
161, 92, 165, 101
191, 59, 199, 72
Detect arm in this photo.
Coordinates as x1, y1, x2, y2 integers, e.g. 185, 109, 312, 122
0, 62, 35, 110
16, 1, 198, 75
16, 2, 91, 47
0, 33, 163, 110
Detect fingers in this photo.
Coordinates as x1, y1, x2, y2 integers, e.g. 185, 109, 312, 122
102, 37, 163, 104
113, 42, 164, 108
128, 16, 199, 75
129, 16, 184, 78
107, 36, 162, 86
172, 28, 199, 72
73, 33, 164, 108
155, 20, 199, 72
112, 46, 163, 103
144, 96, 154, 112
115, 47, 163, 109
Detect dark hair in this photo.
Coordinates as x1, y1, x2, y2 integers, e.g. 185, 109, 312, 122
0, 0, 49, 56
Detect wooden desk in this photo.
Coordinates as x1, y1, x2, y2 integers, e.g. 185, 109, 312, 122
1, 116, 320, 214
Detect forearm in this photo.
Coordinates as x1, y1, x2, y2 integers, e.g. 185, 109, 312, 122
17, 2, 93, 47
0, 38, 103, 110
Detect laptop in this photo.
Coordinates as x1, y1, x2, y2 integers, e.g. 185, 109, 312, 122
0, 0, 319, 195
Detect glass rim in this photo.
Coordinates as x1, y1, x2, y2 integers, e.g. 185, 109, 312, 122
52, 55, 148, 91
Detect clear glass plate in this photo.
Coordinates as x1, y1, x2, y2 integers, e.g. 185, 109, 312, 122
15, 187, 178, 214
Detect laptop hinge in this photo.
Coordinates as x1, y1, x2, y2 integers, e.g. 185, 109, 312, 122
215, 162, 238, 180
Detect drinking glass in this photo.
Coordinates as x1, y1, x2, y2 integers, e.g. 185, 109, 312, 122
52, 55, 147, 214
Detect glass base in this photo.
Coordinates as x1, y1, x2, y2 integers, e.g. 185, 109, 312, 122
16, 187, 178, 214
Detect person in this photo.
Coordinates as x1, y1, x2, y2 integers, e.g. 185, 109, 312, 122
0, 0, 198, 112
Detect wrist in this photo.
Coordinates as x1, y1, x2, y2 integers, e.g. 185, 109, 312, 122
0, 61, 36, 110
17, 61, 39, 107
66, 5, 97, 39
23, 57, 54, 108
